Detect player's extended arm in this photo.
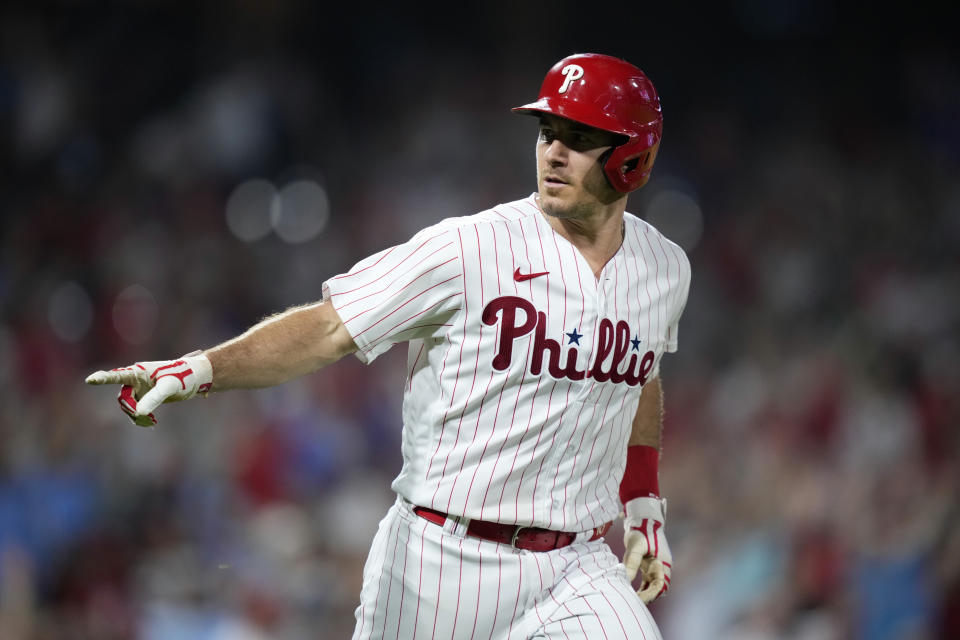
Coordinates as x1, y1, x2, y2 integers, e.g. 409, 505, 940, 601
204, 301, 357, 390
86, 300, 357, 425
620, 376, 673, 604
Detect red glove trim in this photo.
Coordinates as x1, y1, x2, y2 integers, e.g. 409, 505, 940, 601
619, 444, 660, 503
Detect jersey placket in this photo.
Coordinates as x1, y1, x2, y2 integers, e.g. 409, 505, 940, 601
533, 255, 620, 525
524, 240, 602, 524
532, 210, 603, 405
573, 259, 615, 405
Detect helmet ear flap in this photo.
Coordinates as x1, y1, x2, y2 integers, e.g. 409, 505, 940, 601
603, 138, 660, 192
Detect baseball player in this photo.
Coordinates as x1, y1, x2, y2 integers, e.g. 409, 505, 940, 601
87, 53, 690, 639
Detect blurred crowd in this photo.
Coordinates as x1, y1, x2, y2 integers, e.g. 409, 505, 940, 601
1, 3, 958, 639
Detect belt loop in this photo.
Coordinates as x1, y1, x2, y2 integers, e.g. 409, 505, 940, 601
444, 514, 471, 537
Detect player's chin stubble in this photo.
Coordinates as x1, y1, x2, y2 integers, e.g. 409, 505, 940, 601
540, 196, 590, 221
537, 178, 586, 220
538, 181, 618, 222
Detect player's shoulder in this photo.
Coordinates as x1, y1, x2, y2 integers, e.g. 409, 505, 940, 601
624, 211, 690, 269
411, 195, 538, 240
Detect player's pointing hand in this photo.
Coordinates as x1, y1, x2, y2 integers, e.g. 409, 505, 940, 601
85, 352, 213, 426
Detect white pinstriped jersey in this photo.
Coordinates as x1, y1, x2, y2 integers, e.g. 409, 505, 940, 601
322, 194, 690, 532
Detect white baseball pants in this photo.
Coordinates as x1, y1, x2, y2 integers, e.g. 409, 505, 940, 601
352, 497, 662, 640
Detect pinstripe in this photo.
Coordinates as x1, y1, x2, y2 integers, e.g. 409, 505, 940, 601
634, 225, 655, 346
557, 232, 599, 526
512, 371, 548, 519
654, 229, 689, 347
459, 368, 504, 510
449, 542, 465, 639
599, 238, 641, 510
335, 246, 455, 308
429, 529, 445, 640
557, 229, 589, 530
588, 257, 626, 512
393, 519, 412, 640
486, 550, 502, 640
467, 538, 483, 640
408, 342, 426, 392
422, 231, 471, 488
528, 375, 561, 520
568, 398, 599, 524
637, 588, 660, 634
506, 548, 523, 638
609, 586, 648, 640
354, 531, 381, 638
449, 226, 494, 513
328, 245, 397, 281
379, 522, 404, 637
555, 618, 574, 640
491, 220, 503, 297
460, 222, 508, 516
563, 555, 619, 638
498, 212, 542, 522
412, 518, 427, 639
360, 298, 462, 361
564, 549, 640, 640
575, 384, 616, 520
525, 215, 560, 521
569, 241, 600, 401
585, 384, 619, 516
483, 214, 525, 521
361, 512, 401, 639
352, 276, 461, 339
643, 225, 666, 342
430, 230, 478, 509
539, 548, 573, 639
645, 226, 664, 344
597, 589, 629, 639
533, 552, 548, 626
534, 211, 551, 318
546, 227, 575, 527
561, 572, 611, 640
563, 601, 589, 638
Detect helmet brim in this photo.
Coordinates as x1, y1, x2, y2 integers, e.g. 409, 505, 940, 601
512, 98, 647, 142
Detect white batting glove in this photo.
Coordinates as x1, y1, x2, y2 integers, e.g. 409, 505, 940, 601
85, 351, 213, 427
623, 496, 672, 604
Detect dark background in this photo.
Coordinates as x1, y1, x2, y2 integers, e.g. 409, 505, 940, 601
1, 2, 958, 638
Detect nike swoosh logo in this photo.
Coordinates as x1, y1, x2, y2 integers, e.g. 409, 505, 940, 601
514, 267, 550, 282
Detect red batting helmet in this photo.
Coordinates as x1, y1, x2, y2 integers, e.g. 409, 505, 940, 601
513, 53, 663, 193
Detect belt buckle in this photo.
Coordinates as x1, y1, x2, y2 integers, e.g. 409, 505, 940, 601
510, 525, 532, 549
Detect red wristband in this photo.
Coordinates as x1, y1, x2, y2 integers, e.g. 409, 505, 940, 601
619, 445, 660, 503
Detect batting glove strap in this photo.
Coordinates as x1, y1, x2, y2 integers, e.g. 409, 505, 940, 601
624, 496, 667, 526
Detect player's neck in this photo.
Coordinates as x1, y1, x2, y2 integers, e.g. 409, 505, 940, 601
537, 197, 626, 278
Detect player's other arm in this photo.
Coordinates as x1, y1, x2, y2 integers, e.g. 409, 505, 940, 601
627, 375, 663, 450
619, 376, 673, 604
85, 300, 357, 425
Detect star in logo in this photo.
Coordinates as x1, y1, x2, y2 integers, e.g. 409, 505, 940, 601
631, 335, 642, 351
566, 328, 583, 345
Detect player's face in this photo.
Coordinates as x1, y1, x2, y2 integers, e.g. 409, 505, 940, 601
536, 115, 624, 220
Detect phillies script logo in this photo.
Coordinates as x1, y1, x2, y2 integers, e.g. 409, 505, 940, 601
481, 296, 655, 386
